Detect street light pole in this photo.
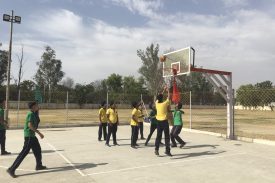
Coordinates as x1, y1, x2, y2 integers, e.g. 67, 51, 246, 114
3, 10, 21, 122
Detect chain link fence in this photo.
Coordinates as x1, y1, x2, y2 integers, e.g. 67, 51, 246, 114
6, 89, 275, 141
235, 88, 275, 140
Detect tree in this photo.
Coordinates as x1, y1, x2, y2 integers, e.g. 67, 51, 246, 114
236, 84, 260, 109
255, 81, 274, 109
177, 71, 214, 105
106, 73, 123, 93
92, 80, 108, 104
255, 81, 273, 89
0, 50, 8, 85
123, 76, 140, 94
62, 77, 75, 89
12, 45, 26, 106
137, 43, 163, 98
34, 46, 64, 102
20, 80, 36, 101
74, 83, 95, 107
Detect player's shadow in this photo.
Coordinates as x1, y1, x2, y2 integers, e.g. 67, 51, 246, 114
11, 149, 64, 156
170, 150, 226, 160
44, 129, 72, 132
117, 138, 131, 141
183, 144, 220, 149
17, 162, 108, 177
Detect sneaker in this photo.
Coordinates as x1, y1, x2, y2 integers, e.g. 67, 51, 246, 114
105, 143, 111, 147
36, 165, 47, 171
155, 150, 159, 156
171, 144, 177, 148
1, 151, 11, 155
180, 142, 186, 148
7, 168, 17, 178
165, 151, 173, 157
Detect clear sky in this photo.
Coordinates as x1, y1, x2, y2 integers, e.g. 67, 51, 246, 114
1, 0, 275, 89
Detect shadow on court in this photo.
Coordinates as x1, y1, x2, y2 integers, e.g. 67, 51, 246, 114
10, 150, 64, 156
44, 129, 72, 132
171, 150, 226, 160
183, 144, 220, 149
17, 162, 108, 177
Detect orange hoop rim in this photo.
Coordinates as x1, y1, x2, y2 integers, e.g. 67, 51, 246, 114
163, 67, 178, 76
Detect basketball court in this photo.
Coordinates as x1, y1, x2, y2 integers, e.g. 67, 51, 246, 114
0, 126, 274, 183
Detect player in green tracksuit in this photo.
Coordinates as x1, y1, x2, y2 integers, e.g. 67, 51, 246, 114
170, 102, 186, 148
7, 101, 46, 178
145, 103, 163, 146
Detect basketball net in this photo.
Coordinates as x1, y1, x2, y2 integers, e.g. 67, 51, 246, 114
163, 68, 181, 104
171, 68, 181, 104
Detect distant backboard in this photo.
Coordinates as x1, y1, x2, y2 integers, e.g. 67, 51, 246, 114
163, 47, 195, 77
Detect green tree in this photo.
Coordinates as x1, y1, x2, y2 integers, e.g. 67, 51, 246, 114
255, 81, 274, 109
74, 83, 95, 107
20, 80, 36, 101
255, 81, 273, 89
123, 76, 140, 94
177, 71, 214, 105
122, 76, 148, 103
236, 84, 260, 109
21, 80, 36, 91
0, 50, 8, 85
106, 73, 123, 93
34, 46, 64, 102
92, 80, 108, 104
137, 43, 163, 99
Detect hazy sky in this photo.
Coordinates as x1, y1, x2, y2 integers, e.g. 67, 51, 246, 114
1, 0, 275, 89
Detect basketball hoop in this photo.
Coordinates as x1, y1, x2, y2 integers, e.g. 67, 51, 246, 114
163, 67, 181, 104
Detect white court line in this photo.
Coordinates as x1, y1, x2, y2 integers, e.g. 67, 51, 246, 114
46, 142, 85, 177
0, 165, 35, 172
86, 152, 246, 176
0, 152, 57, 160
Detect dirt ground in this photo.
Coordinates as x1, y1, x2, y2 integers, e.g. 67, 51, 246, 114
7, 108, 275, 141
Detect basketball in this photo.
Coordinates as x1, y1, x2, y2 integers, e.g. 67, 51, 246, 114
159, 55, 166, 62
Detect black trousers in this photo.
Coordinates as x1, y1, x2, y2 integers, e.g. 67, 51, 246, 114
155, 120, 170, 152
98, 122, 107, 140
106, 123, 117, 145
0, 129, 6, 153
145, 123, 157, 144
138, 122, 144, 138
9, 137, 42, 172
131, 125, 139, 146
170, 125, 185, 145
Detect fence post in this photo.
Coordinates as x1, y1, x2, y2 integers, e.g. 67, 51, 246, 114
16, 89, 21, 128
189, 91, 192, 129
66, 91, 69, 127
106, 91, 109, 107
233, 89, 235, 138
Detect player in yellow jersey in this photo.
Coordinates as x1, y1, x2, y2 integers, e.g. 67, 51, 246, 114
137, 103, 145, 140
130, 101, 139, 148
155, 86, 172, 157
98, 101, 107, 141
105, 101, 119, 147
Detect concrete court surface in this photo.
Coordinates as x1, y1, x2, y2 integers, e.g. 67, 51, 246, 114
0, 125, 275, 183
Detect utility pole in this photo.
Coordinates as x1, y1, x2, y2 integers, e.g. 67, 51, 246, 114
3, 10, 22, 122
